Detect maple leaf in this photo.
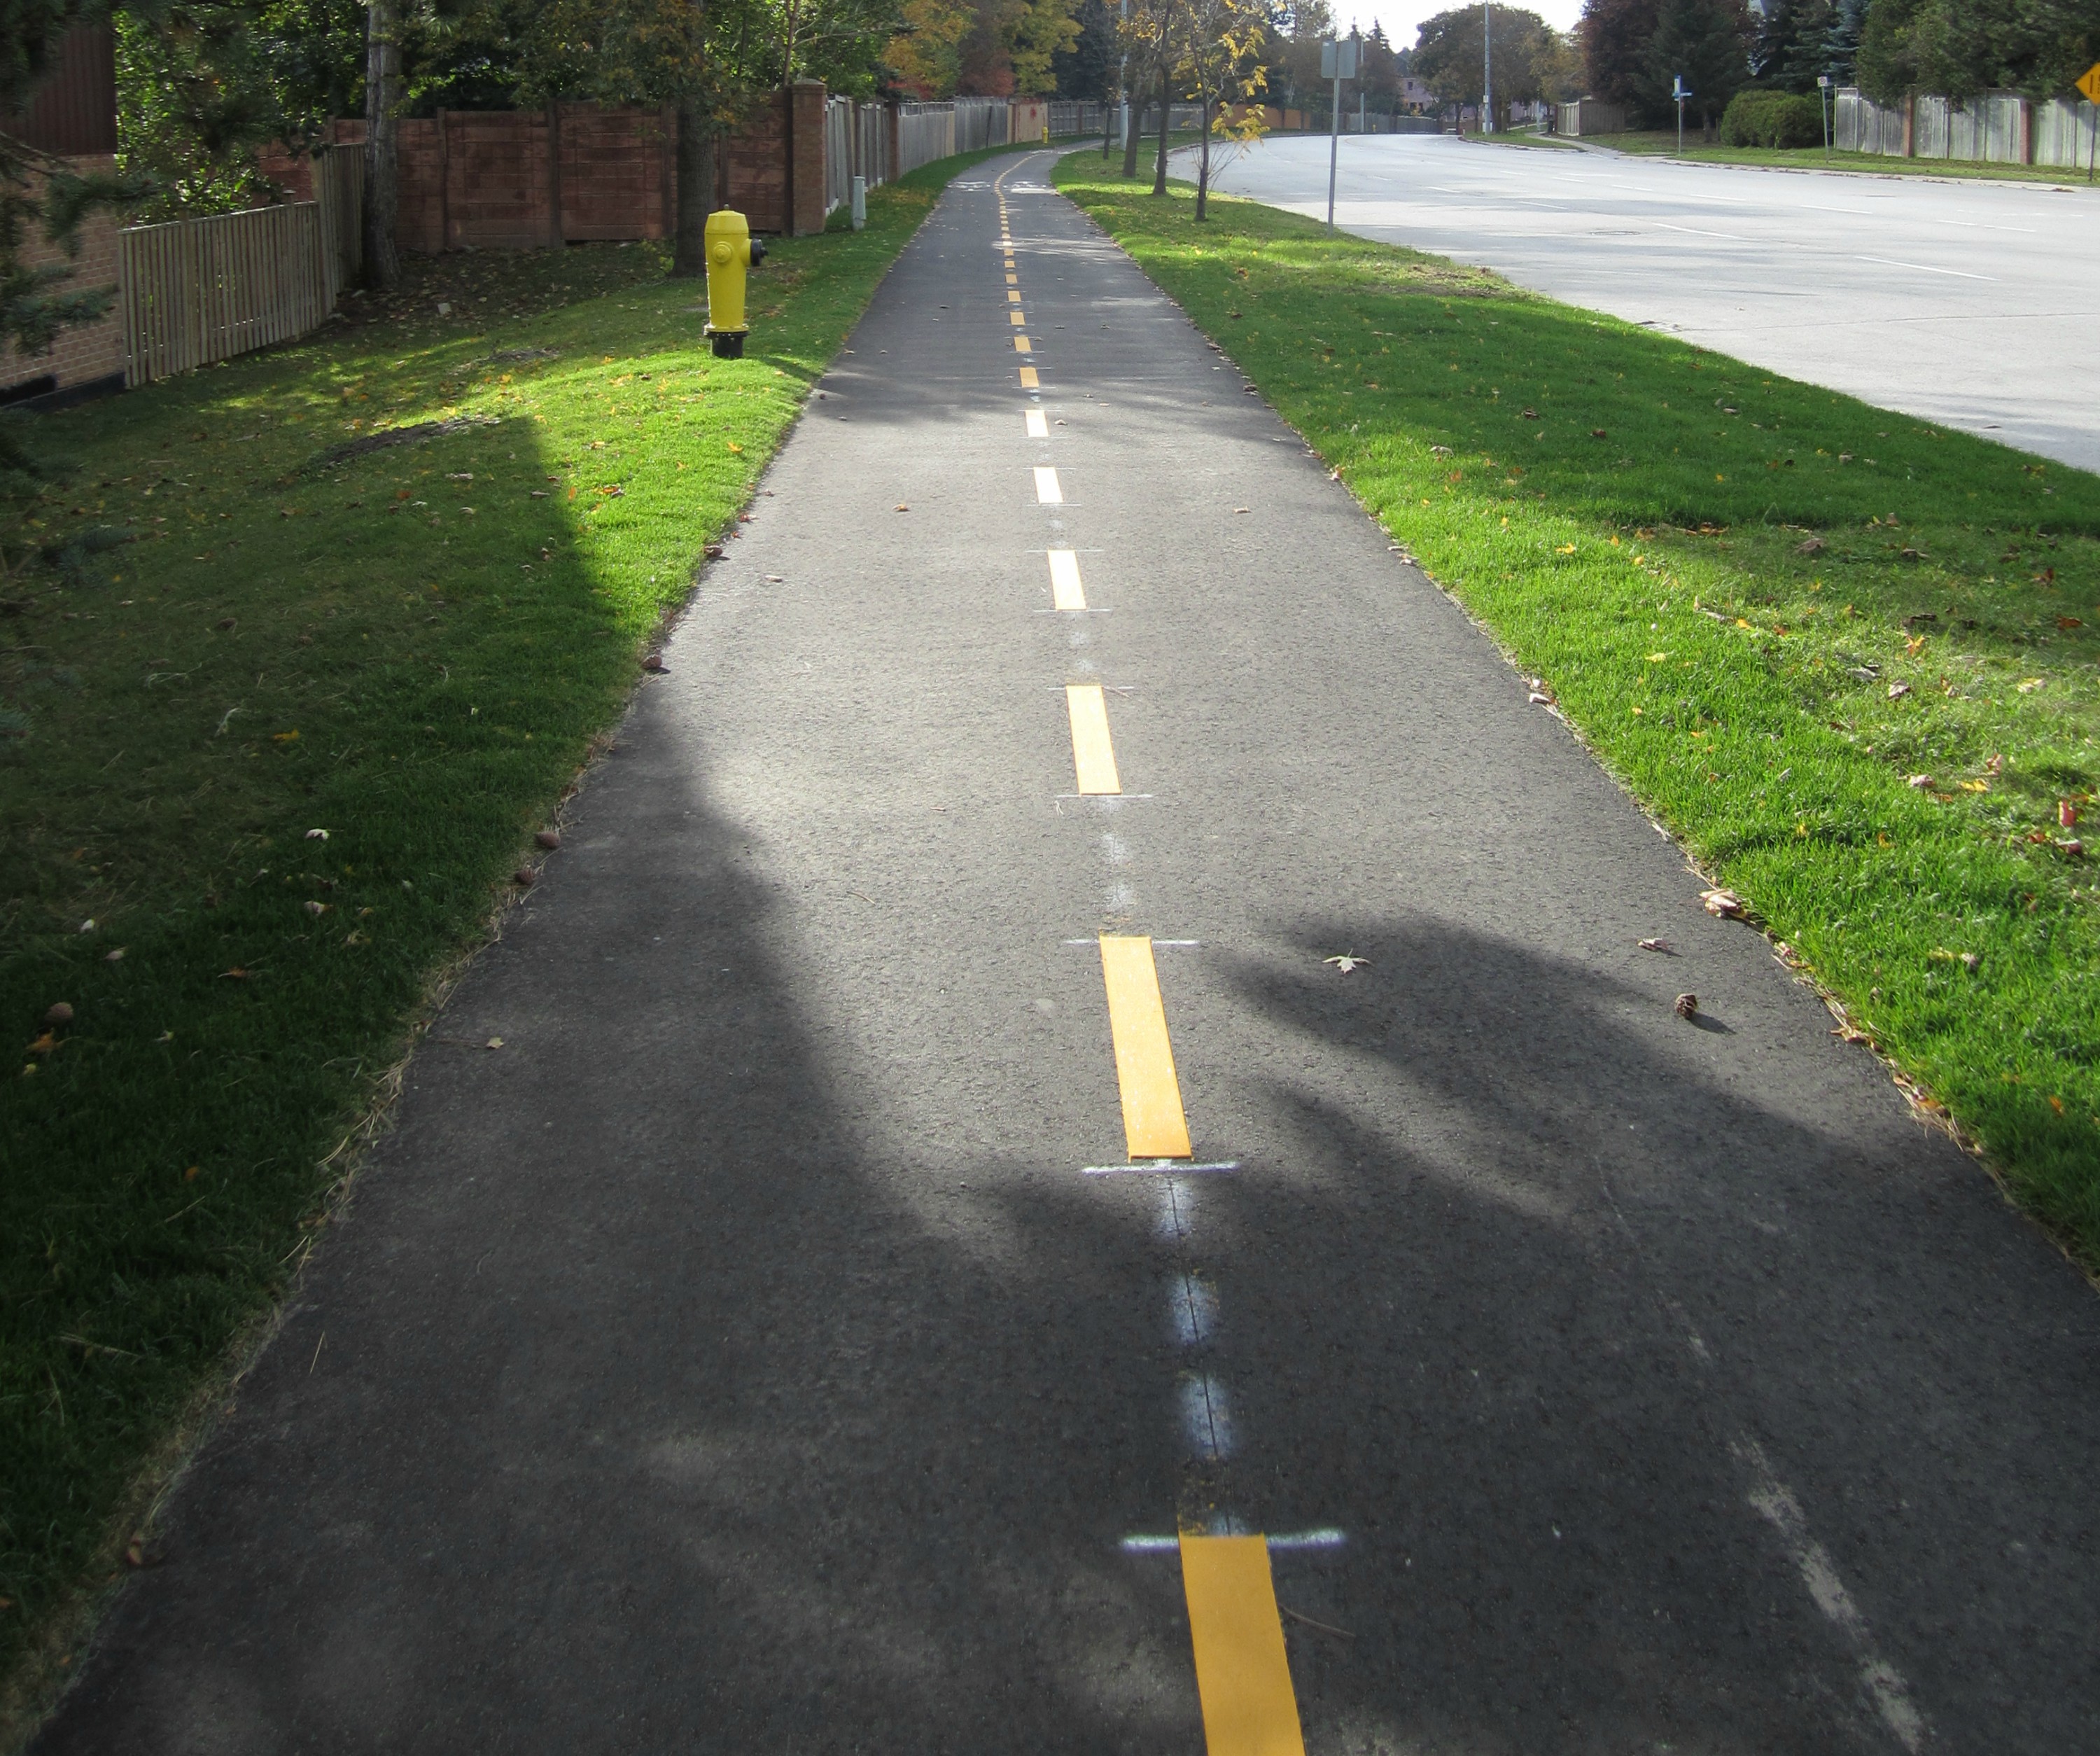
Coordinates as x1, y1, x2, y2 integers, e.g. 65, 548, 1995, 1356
1324, 954, 1367, 974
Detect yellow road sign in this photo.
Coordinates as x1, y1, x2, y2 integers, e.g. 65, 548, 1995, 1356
2078, 62, 2100, 105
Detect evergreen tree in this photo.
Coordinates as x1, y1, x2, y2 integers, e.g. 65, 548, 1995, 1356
1822, 0, 1864, 85
1632, 0, 1751, 132
1578, 0, 1660, 107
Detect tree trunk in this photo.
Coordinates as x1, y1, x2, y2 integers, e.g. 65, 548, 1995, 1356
362, 0, 402, 291
1195, 96, 1210, 218
673, 102, 714, 277
1151, 71, 1170, 195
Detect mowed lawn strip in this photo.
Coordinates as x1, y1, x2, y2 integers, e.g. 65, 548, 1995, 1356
1056, 158, 2100, 1252
1564, 130, 2100, 183
0, 144, 1027, 1713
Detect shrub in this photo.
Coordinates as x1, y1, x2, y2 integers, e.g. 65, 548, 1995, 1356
1718, 88, 1824, 148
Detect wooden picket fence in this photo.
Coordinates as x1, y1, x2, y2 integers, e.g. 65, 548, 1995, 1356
119, 146, 363, 386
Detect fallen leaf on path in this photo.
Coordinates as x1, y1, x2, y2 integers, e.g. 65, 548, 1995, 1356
642, 654, 667, 673
1701, 889, 1744, 919
1324, 954, 1368, 974
1674, 992, 1699, 1018
536, 829, 561, 849
1637, 938, 1672, 954
486, 1037, 504, 1050
512, 867, 536, 886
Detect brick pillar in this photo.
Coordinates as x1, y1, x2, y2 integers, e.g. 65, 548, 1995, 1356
790, 79, 826, 237
659, 103, 676, 239
545, 102, 564, 246
437, 109, 453, 249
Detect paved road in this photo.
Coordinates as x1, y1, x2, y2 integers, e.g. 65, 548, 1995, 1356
1186, 132, 2100, 475
34, 151, 2100, 1752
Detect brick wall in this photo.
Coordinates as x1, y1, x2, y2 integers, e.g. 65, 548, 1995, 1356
384, 94, 826, 256
1, 154, 126, 400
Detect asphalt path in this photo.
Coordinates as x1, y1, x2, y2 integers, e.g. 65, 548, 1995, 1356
1184, 132, 2100, 475
34, 150, 2100, 1752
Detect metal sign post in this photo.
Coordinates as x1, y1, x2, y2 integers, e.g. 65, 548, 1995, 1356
1672, 75, 1690, 152
1817, 73, 1831, 153
1322, 37, 1358, 234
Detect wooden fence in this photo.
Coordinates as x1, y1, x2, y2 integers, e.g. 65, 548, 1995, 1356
118, 144, 361, 387
120, 202, 330, 386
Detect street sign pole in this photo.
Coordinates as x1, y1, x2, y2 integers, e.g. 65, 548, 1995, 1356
1322, 38, 1357, 234
1673, 75, 1690, 152
1817, 73, 1830, 154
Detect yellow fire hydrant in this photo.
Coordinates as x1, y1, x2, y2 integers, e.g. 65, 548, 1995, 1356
703, 209, 766, 358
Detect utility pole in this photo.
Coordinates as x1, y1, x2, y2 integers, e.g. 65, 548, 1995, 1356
1482, 0, 1492, 136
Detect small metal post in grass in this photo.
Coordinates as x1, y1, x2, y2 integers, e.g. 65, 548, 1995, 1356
1819, 74, 1831, 155
1673, 75, 1690, 152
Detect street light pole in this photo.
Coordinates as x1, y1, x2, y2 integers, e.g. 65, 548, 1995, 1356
1483, 0, 1492, 136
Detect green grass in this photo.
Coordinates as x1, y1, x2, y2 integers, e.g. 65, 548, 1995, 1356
1570, 129, 2100, 183
1056, 156, 2100, 1253
0, 141, 1028, 1732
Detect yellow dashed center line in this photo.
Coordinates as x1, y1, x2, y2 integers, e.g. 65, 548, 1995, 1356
1065, 683, 1122, 794
1098, 936, 1194, 1160
1047, 548, 1085, 610
1011, 312, 1028, 327
1180, 1538, 1306, 1756
995, 164, 1296, 1755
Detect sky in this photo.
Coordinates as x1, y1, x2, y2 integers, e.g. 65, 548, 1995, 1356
1349, 0, 1586, 55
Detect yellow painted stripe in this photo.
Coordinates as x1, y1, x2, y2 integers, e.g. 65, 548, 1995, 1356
1019, 366, 1040, 388
1026, 407, 1049, 438
1033, 466, 1062, 503
1180, 1537, 1306, 1756
1009, 290, 1023, 303
1006, 272, 1018, 284
1065, 683, 1121, 795
1016, 335, 1032, 354
1098, 936, 1193, 1159
1047, 548, 1085, 610
1011, 311, 1027, 326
